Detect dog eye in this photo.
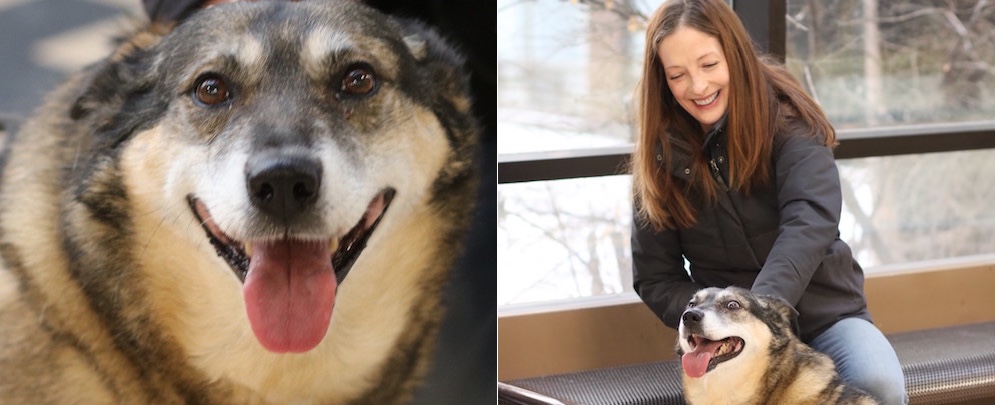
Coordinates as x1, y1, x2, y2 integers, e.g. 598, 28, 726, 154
687, 301, 696, 309
193, 74, 232, 106
339, 64, 377, 97
726, 300, 741, 310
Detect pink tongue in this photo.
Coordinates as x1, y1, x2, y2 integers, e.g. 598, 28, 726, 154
681, 340, 724, 378
243, 239, 336, 353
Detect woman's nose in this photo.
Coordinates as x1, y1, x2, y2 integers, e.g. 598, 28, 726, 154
688, 73, 708, 96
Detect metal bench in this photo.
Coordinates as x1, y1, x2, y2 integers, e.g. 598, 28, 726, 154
499, 321, 995, 405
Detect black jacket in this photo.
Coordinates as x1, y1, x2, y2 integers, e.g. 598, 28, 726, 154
631, 117, 870, 342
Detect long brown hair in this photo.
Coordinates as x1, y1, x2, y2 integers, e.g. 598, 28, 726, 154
632, 0, 835, 231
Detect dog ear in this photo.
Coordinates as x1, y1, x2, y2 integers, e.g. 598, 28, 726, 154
70, 29, 164, 121
402, 34, 428, 61
758, 294, 801, 339
392, 17, 470, 104
391, 18, 452, 64
389, 16, 477, 154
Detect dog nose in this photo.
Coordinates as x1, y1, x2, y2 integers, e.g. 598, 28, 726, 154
682, 309, 703, 325
246, 154, 322, 224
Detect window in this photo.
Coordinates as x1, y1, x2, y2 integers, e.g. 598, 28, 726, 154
499, 175, 633, 306
785, 0, 995, 127
787, 0, 995, 267
497, 0, 649, 156
498, 0, 995, 308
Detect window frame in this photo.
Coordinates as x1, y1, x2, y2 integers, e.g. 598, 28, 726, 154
499, 122, 995, 183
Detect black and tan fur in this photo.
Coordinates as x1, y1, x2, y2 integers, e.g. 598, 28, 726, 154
0, 2, 477, 404
677, 287, 879, 405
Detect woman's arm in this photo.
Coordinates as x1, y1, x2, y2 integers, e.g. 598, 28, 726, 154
751, 132, 842, 306
631, 215, 704, 329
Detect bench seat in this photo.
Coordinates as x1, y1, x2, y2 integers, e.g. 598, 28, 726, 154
499, 321, 995, 405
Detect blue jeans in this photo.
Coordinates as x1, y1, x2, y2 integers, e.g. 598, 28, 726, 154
808, 317, 909, 405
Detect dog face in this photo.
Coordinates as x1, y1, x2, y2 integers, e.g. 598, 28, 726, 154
139, 2, 454, 355
4, 2, 476, 402
69, 0, 473, 359
678, 287, 798, 379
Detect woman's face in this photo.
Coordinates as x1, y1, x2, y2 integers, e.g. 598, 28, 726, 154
658, 26, 729, 132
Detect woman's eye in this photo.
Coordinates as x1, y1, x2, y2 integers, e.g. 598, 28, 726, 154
193, 74, 232, 106
340, 65, 377, 97
703, 62, 718, 69
669, 74, 683, 81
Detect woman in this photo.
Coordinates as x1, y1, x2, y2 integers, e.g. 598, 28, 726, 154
629, 0, 906, 403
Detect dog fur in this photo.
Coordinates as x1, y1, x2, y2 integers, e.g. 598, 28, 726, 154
0, 2, 477, 404
677, 287, 879, 405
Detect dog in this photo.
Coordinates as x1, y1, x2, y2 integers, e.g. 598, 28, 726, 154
0, 2, 478, 404
677, 287, 879, 405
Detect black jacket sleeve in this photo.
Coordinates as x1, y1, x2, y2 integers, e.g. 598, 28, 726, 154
631, 215, 704, 329
751, 133, 842, 306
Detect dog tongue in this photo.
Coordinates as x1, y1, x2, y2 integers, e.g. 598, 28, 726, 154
243, 239, 335, 353
681, 339, 724, 378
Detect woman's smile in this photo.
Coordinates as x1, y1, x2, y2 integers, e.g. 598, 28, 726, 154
658, 26, 730, 130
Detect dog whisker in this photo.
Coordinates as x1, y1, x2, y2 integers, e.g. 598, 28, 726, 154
139, 199, 187, 261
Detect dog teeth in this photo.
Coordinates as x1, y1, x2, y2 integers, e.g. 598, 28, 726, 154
244, 243, 253, 257
329, 239, 339, 252
716, 339, 739, 356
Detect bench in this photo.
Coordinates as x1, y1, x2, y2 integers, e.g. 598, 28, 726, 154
499, 321, 995, 405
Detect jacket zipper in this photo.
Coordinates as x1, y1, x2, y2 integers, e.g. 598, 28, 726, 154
709, 158, 729, 191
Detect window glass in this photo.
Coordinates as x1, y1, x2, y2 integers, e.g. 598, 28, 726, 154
785, 0, 995, 127
497, 0, 656, 154
837, 151, 995, 267
498, 175, 633, 306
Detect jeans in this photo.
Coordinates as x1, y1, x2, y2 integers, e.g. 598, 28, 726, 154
808, 317, 909, 405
